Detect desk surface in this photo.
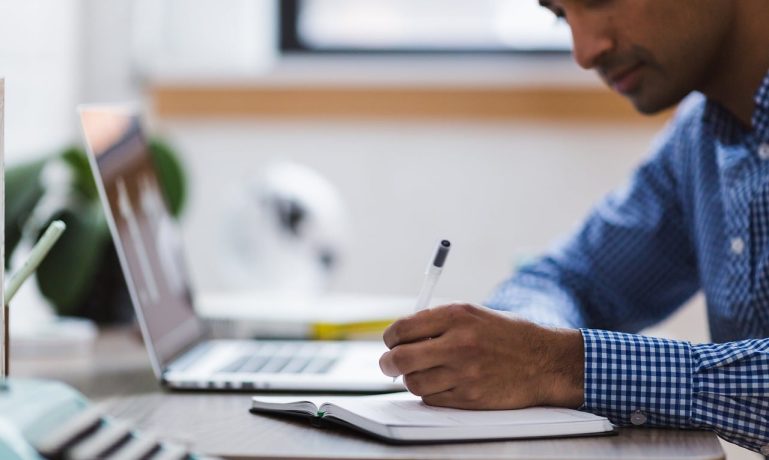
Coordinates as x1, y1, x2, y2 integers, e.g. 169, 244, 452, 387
102, 391, 724, 460
15, 328, 725, 460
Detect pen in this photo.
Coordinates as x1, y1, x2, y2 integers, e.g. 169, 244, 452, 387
2, 220, 66, 383
394, 239, 451, 382
414, 239, 451, 312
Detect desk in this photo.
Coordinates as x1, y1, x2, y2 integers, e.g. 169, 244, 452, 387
15, 328, 725, 460
102, 392, 723, 460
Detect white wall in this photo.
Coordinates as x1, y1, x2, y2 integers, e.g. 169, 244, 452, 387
158, 118, 656, 300
0, 0, 276, 159
80, 0, 139, 102
80, 0, 277, 102
0, 0, 82, 163
158, 117, 716, 350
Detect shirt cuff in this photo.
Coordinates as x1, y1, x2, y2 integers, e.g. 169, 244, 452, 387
579, 329, 693, 428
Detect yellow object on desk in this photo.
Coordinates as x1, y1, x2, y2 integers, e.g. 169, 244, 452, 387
311, 319, 395, 340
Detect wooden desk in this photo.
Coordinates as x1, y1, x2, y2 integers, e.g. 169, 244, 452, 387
101, 392, 724, 460
14, 328, 725, 460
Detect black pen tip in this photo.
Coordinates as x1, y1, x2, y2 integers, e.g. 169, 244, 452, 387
433, 240, 451, 267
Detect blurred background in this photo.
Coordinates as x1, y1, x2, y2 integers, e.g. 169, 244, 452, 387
0, 1, 752, 456
0, 0, 703, 339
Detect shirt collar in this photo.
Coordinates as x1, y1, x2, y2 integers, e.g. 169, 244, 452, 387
702, 67, 769, 144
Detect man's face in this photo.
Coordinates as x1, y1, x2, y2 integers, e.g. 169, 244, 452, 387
539, 0, 736, 114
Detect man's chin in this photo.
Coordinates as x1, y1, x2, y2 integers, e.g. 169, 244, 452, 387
627, 92, 682, 116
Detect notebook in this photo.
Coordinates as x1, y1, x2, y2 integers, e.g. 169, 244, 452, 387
250, 392, 616, 443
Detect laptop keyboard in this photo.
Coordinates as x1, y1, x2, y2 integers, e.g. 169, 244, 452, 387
217, 342, 341, 375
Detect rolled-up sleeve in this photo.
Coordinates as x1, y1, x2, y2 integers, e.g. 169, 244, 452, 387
486, 116, 699, 332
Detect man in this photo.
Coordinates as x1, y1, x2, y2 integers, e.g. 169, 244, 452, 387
378, 0, 769, 454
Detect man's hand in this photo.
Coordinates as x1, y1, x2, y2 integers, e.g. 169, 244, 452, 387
379, 303, 584, 410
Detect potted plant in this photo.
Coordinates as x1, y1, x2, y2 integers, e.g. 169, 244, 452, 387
4, 139, 186, 323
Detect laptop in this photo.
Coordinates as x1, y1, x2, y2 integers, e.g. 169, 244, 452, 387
78, 105, 404, 392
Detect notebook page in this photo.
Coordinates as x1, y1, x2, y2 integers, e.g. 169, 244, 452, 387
251, 396, 323, 415
323, 392, 605, 427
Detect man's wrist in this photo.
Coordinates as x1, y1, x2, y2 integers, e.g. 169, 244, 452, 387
540, 327, 585, 408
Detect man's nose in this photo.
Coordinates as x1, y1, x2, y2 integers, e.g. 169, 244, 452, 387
569, 17, 614, 70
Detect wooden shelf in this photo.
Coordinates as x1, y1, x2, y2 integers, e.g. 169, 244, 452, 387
149, 56, 671, 123
151, 84, 670, 123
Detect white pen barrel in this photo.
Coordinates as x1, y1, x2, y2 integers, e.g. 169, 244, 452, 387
414, 267, 442, 311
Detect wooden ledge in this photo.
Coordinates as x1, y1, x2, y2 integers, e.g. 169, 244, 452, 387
150, 84, 671, 124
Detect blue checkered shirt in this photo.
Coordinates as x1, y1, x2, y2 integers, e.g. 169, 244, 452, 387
487, 71, 769, 454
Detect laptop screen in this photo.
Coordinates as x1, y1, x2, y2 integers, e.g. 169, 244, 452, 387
80, 106, 205, 373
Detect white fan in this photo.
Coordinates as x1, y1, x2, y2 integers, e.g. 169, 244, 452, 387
217, 162, 350, 294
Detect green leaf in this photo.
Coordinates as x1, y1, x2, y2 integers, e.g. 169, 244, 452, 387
149, 138, 186, 217
4, 159, 47, 266
35, 203, 110, 315
60, 146, 99, 201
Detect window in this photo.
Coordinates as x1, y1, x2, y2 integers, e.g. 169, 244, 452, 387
281, 0, 572, 53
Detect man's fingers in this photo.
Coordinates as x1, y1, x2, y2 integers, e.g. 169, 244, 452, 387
379, 336, 452, 377
383, 303, 475, 349
421, 387, 492, 410
421, 388, 463, 408
383, 309, 446, 349
402, 366, 455, 396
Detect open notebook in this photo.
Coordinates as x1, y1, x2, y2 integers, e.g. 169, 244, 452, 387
251, 392, 615, 443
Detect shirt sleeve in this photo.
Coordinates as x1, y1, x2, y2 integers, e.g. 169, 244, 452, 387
485, 117, 699, 332
581, 329, 769, 454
